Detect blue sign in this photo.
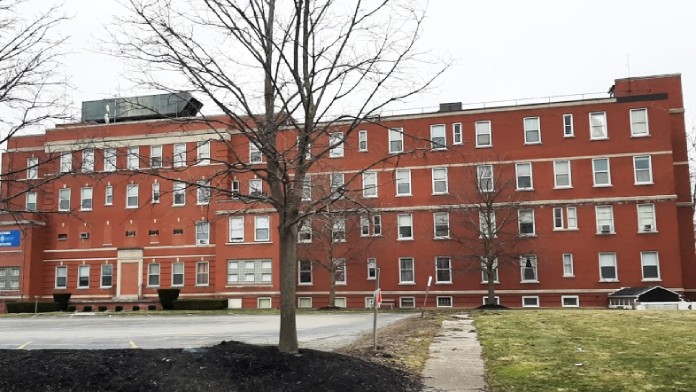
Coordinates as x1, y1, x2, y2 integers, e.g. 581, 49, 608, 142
0, 230, 20, 247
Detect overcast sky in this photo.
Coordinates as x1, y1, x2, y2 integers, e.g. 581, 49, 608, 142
25, 0, 696, 128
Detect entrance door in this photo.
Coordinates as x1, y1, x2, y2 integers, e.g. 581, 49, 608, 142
117, 249, 143, 299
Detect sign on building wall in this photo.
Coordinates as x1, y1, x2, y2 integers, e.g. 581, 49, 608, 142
0, 230, 21, 247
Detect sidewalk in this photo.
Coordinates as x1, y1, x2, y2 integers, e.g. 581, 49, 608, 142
422, 314, 487, 391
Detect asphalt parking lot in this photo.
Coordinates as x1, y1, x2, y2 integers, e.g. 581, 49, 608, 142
0, 312, 413, 351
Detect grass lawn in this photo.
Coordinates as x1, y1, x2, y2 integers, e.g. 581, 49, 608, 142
473, 310, 696, 392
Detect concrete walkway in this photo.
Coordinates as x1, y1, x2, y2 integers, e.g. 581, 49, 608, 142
422, 314, 487, 391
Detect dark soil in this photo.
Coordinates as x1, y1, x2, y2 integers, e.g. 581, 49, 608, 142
0, 336, 423, 392
475, 304, 509, 310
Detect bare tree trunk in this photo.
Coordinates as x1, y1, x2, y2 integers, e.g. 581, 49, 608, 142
328, 267, 336, 307
278, 221, 298, 354
487, 270, 496, 305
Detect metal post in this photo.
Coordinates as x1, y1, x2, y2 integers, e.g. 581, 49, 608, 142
34, 296, 39, 314
421, 276, 432, 318
372, 267, 380, 350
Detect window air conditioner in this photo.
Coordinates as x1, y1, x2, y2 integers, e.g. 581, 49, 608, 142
79, 232, 90, 239
643, 224, 653, 232
198, 239, 209, 245
599, 225, 611, 233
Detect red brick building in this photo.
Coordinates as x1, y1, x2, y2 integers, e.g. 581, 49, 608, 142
1, 74, 694, 311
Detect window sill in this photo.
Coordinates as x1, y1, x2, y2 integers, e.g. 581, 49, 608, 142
553, 186, 573, 190
76, 287, 90, 290
593, 184, 613, 188
435, 281, 452, 285
80, 209, 93, 212
516, 188, 534, 192
398, 282, 416, 285
634, 182, 654, 186
553, 228, 579, 232
362, 195, 378, 199
480, 281, 499, 285
475, 145, 493, 149
172, 204, 186, 207
562, 275, 575, 278
298, 283, 313, 286
631, 134, 650, 138
520, 280, 540, 284
225, 284, 273, 288
524, 142, 542, 145
596, 232, 616, 235
99, 286, 113, 289
431, 192, 449, 196
433, 236, 450, 240
195, 284, 210, 287
395, 194, 412, 197
641, 278, 662, 282
590, 137, 609, 141
563, 134, 575, 138
519, 234, 536, 238
599, 279, 619, 283
638, 230, 658, 234
397, 238, 414, 241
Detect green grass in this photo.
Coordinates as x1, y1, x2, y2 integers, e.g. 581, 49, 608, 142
473, 310, 696, 392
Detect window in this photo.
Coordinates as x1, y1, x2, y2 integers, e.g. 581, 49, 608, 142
152, 182, 160, 203
231, 179, 240, 197
148, 263, 160, 286
257, 297, 272, 308
298, 297, 313, 309
81, 149, 94, 173
150, 145, 162, 168
329, 132, 344, 157
433, 212, 449, 238
26, 192, 37, 211
149, 230, 159, 237
362, 171, 378, 198
27, 157, 39, 179
437, 296, 453, 307
77, 265, 90, 288
197, 141, 210, 165
553, 206, 577, 230
127, 146, 139, 170
302, 176, 312, 201
173, 143, 187, 167
563, 114, 574, 137
55, 266, 67, 288
105, 185, 113, 206
479, 211, 496, 238
432, 167, 448, 194
249, 178, 263, 196
589, 112, 608, 139
197, 180, 211, 205
592, 158, 611, 186
481, 258, 499, 283
100, 264, 113, 287
60, 152, 72, 173
477, 165, 494, 192
400, 297, 415, 308
80, 187, 93, 210
229, 216, 244, 242
126, 230, 136, 237
58, 188, 71, 211
452, 123, 463, 145
196, 221, 210, 245
553, 160, 572, 188
397, 214, 413, 240
641, 251, 660, 280
334, 297, 347, 308
633, 155, 653, 184
358, 130, 368, 151
562, 254, 574, 277
430, 124, 446, 149
227, 259, 272, 285
332, 216, 346, 242
395, 169, 411, 196
515, 162, 533, 190
126, 184, 138, 208
595, 205, 614, 234
520, 255, 538, 282
522, 296, 539, 308
298, 260, 312, 284
435, 256, 452, 283
255, 216, 270, 241
483, 296, 500, 305
475, 120, 492, 147
399, 257, 414, 284
333, 259, 346, 285
518, 209, 535, 236
249, 142, 262, 164
630, 108, 649, 136
361, 215, 382, 237
523, 117, 541, 144
367, 258, 377, 280
298, 219, 312, 243
599, 253, 618, 281
104, 148, 116, 172
196, 262, 209, 286
388, 128, 403, 153
173, 182, 186, 205
562, 296, 579, 307
172, 262, 184, 286
330, 173, 344, 199
637, 204, 656, 232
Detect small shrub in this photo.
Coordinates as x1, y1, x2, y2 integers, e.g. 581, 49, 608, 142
53, 293, 72, 311
83, 305, 93, 312
172, 299, 227, 310
98, 306, 107, 312
132, 305, 140, 311
148, 305, 157, 311
115, 306, 123, 312
67, 305, 76, 312
157, 288, 180, 310
6, 302, 61, 313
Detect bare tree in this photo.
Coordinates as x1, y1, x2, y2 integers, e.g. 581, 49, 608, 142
113, 0, 444, 353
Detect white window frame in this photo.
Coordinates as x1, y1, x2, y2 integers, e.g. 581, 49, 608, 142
147, 263, 160, 287
562, 253, 574, 277
330, 172, 344, 199
152, 182, 160, 203
589, 111, 608, 140
398, 257, 415, 284
562, 296, 579, 308
229, 216, 244, 243
302, 176, 312, 201
641, 251, 661, 281
227, 259, 272, 286
26, 191, 37, 211
522, 296, 539, 308
100, 264, 113, 288
388, 128, 404, 153
599, 252, 618, 282
436, 296, 453, 308
563, 114, 574, 137
362, 171, 378, 198
430, 124, 446, 150
400, 297, 416, 308
477, 165, 494, 192
126, 184, 139, 208
329, 132, 344, 158
80, 187, 93, 211
553, 160, 572, 188
27, 157, 39, 179
518, 208, 535, 236
105, 185, 113, 206
249, 178, 263, 196
333, 259, 347, 285
77, 265, 90, 288
197, 180, 211, 205
297, 297, 313, 309
196, 262, 209, 286
637, 203, 657, 233
197, 140, 210, 165
82, 149, 94, 173
60, 152, 72, 173
171, 262, 184, 286
104, 148, 117, 172
515, 162, 533, 190
482, 296, 500, 305
481, 258, 499, 284
435, 256, 452, 283
196, 221, 210, 245
249, 142, 262, 164
55, 266, 67, 289
231, 179, 240, 197
475, 120, 492, 147
433, 212, 450, 239
173, 143, 187, 167
630, 108, 649, 137
58, 188, 71, 211
452, 123, 463, 145
592, 158, 612, 187
432, 167, 448, 195
127, 146, 139, 170
523, 117, 541, 144
367, 258, 377, 280
257, 297, 272, 309
479, 210, 496, 238
332, 216, 346, 242
254, 215, 270, 242
150, 145, 163, 168
358, 130, 368, 152
520, 255, 538, 283
553, 206, 577, 230
297, 260, 313, 285
633, 155, 653, 184
595, 205, 615, 234
173, 181, 186, 206
298, 219, 312, 243
397, 213, 413, 240
395, 169, 411, 196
